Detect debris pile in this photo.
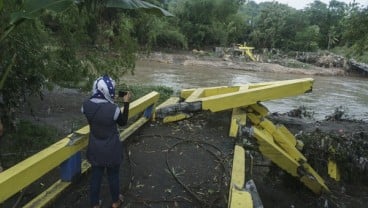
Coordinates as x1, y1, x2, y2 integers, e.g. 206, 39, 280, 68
274, 107, 368, 183
295, 52, 346, 68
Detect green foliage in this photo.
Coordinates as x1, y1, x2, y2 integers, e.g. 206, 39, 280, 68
107, 0, 173, 16
116, 84, 173, 105
0, 0, 173, 131
303, 1, 329, 47
0, 18, 50, 110
342, 6, 368, 56
249, 2, 298, 49
1, 0, 73, 42
294, 25, 320, 51
171, 0, 244, 47
132, 12, 187, 50
1, 120, 58, 165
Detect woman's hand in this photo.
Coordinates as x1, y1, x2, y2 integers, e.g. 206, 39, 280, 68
122, 91, 132, 102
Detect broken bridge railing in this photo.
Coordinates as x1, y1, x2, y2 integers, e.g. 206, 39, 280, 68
0, 92, 159, 207
154, 78, 332, 208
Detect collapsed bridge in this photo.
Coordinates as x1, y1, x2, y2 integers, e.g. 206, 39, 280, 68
0, 78, 337, 207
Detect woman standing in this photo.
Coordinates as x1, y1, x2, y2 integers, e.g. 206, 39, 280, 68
82, 75, 130, 208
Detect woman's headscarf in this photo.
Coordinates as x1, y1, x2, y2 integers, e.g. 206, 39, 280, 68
90, 75, 116, 103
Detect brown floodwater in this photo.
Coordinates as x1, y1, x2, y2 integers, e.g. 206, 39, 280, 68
121, 60, 368, 121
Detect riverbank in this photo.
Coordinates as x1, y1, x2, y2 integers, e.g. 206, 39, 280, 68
138, 51, 347, 76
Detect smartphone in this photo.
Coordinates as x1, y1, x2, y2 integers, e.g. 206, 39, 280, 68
118, 90, 128, 97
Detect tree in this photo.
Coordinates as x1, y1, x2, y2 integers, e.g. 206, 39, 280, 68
342, 5, 368, 56
0, 0, 172, 127
171, 0, 244, 48
304, 1, 326, 48
250, 2, 294, 49
295, 25, 320, 51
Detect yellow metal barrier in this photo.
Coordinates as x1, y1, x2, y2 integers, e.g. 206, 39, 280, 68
228, 145, 253, 208
328, 159, 341, 181
229, 108, 247, 138
1, 78, 328, 207
180, 78, 313, 112
246, 104, 329, 194
0, 91, 159, 204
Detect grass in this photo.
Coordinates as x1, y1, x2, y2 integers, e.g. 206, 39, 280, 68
116, 84, 174, 105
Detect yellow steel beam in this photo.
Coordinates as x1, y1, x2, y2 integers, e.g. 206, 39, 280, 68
228, 145, 253, 208
246, 106, 329, 194
24, 180, 70, 208
246, 112, 262, 125
258, 119, 307, 162
252, 126, 299, 174
185, 88, 204, 102
328, 159, 341, 181
251, 126, 329, 194
229, 108, 247, 137
163, 113, 191, 123
199, 78, 313, 112
230, 145, 246, 187
156, 97, 180, 109
0, 134, 88, 203
300, 163, 330, 194
120, 117, 149, 141
228, 187, 253, 208
183, 78, 306, 98
247, 79, 306, 90
23, 160, 91, 208
0, 92, 159, 203
180, 86, 240, 99
248, 103, 269, 117
239, 46, 256, 62
24, 114, 152, 207
128, 91, 160, 119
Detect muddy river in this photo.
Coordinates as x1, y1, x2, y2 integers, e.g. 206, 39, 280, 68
122, 60, 368, 121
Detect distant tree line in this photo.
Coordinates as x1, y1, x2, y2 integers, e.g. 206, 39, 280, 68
161, 0, 367, 56
0, 0, 367, 129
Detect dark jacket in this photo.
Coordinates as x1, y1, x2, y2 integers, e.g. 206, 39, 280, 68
82, 99, 129, 166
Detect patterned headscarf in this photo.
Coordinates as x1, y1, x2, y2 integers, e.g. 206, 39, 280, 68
91, 75, 116, 103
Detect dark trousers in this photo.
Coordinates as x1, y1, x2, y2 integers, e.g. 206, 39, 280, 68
90, 165, 120, 206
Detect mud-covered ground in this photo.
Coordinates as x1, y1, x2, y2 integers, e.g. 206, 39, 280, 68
2, 53, 368, 207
